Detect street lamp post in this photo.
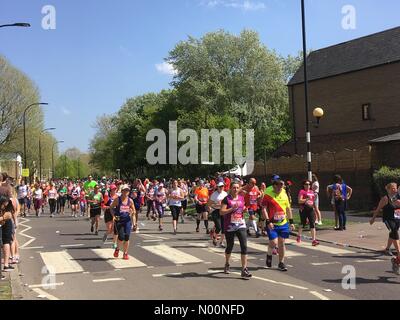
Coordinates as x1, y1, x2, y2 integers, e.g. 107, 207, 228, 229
23, 103, 48, 180
39, 128, 56, 181
52, 141, 64, 180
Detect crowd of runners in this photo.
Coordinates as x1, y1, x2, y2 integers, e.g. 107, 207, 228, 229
1, 171, 400, 280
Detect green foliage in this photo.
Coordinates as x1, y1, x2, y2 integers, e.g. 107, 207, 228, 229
90, 29, 300, 178
373, 166, 400, 196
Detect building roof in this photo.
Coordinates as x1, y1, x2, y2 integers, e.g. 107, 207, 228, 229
370, 133, 400, 144
288, 26, 400, 86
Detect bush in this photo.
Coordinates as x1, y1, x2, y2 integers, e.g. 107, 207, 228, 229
373, 166, 400, 196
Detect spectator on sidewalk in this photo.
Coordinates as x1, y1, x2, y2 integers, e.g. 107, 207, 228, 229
327, 175, 352, 231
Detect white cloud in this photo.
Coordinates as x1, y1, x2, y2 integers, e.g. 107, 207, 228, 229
155, 62, 177, 76
62, 107, 71, 115
201, 0, 266, 11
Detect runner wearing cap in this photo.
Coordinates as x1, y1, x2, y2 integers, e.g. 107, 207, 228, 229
88, 185, 103, 235
110, 184, 136, 260
102, 184, 118, 244
194, 180, 210, 234
208, 181, 228, 247
262, 178, 295, 272
242, 178, 262, 238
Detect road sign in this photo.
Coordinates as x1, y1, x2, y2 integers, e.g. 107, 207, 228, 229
22, 168, 30, 177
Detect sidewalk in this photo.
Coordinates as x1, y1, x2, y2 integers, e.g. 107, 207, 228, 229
0, 273, 12, 300
304, 221, 390, 252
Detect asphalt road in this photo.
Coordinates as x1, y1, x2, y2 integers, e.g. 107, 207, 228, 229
14, 207, 400, 301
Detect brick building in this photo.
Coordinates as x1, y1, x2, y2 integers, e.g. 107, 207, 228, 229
266, 27, 400, 210
276, 26, 400, 158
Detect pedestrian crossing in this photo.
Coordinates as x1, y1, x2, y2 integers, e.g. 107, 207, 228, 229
37, 238, 356, 275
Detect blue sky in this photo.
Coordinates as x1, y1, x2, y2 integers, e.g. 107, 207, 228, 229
1, 0, 399, 152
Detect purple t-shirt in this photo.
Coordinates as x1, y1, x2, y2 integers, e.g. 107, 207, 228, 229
222, 195, 246, 232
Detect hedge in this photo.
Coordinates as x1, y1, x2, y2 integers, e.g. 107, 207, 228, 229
373, 166, 400, 196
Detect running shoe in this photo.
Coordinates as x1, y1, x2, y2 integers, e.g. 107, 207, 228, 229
241, 268, 252, 280
102, 233, 108, 243
247, 229, 251, 237
196, 227, 199, 233
256, 231, 261, 238
113, 248, 120, 258
224, 263, 230, 274
219, 243, 226, 249
3, 266, 14, 272
159, 225, 163, 231
181, 218, 185, 224
206, 229, 210, 235
1, 275, 5, 280
173, 229, 177, 235
95, 231, 98, 236
296, 235, 301, 243
50, 214, 53, 218
266, 255, 272, 269
312, 240, 320, 246
123, 253, 129, 260
278, 262, 288, 272
91, 225, 94, 233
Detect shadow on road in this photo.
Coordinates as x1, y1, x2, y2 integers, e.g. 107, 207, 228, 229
323, 274, 400, 286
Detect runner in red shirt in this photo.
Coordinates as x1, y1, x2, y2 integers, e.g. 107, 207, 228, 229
242, 178, 262, 238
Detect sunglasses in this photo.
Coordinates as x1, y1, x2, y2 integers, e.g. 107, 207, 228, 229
304, 183, 311, 186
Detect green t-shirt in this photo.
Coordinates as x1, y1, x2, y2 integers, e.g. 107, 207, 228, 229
89, 191, 103, 209
58, 187, 67, 196
84, 181, 97, 193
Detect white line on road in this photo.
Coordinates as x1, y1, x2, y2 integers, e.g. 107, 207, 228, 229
140, 234, 169, 240
355, 259, 384, 263
40, 251, 84, 274
142, 240, 163, 243
309, 291, 330, 300
21, 246, 44, 250
286, 239, 354, 255
230, 272, 309, 290
18, 218, 37, 248
152, 273, 182, 278
29, 282, 64, 289
142, 244, 203, 264
311, 262, 341, 266
92, 249, 147, 269
32, 288, 60, 300
93, 278, 125, 283
247, 242, 305, 257
60, 244, 85, 248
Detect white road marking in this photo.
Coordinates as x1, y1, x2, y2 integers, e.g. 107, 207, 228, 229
355, 259, 384, 263
230, 272, 309, 290
142, 244, 203, 264
286, 239, 354, 255
32, 288, 60, 300
18, 218, 37, 248
21, 246, 44, 250
93, 278, 125, 283
40, 251, 84, 274
205, 247, 256, 261
143, 240, 162, 243
309, 291, 330, 300
247, 242, 305, 257
29, 282, 64, 289
92, 249, 147, 269
152, 273, 182, 278
140, 234, 169, 240
311, 262, 341, 266
60, 244, 85, 248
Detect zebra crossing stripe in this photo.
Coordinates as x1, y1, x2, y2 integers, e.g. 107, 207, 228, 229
40, 251, 84, 274
142, 244, 203, 264
286, 239, 354, 255
247, 242, 306, 257
91, 249, 147, 269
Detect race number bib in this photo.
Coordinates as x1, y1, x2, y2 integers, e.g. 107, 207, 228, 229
230, 212, 243, 225
394, 209, 400, 220
273, 212, 286, 223
305, 200, 314, 207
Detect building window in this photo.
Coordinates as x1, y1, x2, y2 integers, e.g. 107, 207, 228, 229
362, 104, 371, 121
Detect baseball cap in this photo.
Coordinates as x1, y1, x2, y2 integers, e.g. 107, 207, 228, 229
121, 184, 130, 191
272, 179, 285, 186
110, 184, 117, 190
217, 181, 225, 187
271, 175, 281, 181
